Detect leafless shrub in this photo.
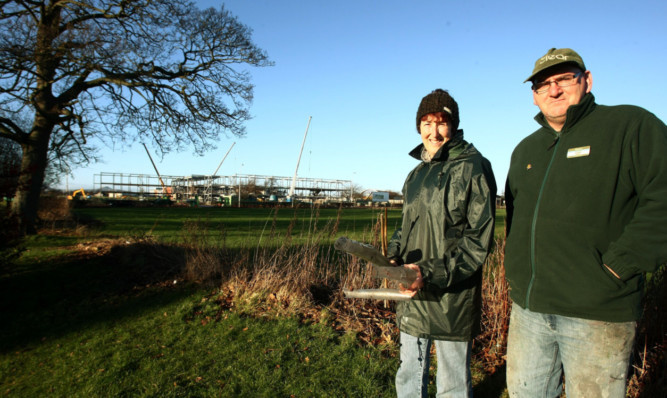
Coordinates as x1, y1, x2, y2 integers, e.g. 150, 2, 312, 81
37, 194, 74, 231
474, 238, 510, 374
626, 265, 667, 398
181, 220, 228, 284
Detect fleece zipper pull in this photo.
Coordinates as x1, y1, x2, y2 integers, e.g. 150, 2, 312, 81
547, 134, 560, 151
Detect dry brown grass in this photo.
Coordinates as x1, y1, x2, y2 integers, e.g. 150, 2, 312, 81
626, 265, 667, 398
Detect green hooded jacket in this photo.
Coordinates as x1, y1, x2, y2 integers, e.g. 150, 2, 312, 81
505, 93, 667, 322
387, 131, 497, 341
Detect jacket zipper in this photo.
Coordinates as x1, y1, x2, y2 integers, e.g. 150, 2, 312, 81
526, 135, 560, 307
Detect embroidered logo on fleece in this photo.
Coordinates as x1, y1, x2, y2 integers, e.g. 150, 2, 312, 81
567, 146, 591, 158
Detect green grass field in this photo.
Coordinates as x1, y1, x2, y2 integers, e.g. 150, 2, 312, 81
69, 205, 506, 243
74, 206, 406, 243
0, 206, 510, 397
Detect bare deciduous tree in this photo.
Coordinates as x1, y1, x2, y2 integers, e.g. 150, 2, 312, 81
0, 0, 272, 234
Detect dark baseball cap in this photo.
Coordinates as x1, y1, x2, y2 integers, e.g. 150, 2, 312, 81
524, 48, 586, 83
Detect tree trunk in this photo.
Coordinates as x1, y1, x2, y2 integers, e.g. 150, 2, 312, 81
10, 120, 53, 235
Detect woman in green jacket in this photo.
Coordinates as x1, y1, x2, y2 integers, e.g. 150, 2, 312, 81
388, 89, 496, 398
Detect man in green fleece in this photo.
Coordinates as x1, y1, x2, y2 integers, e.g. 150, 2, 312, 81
504, 48, 667, 398
388, 89, 496, 397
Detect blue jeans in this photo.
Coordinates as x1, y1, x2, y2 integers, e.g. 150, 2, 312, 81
506, 302, 636, 398
395, 331, 472, 398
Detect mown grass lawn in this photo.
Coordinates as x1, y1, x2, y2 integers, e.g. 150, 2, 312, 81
70, 206, 403, 244
1, 283, 397, 397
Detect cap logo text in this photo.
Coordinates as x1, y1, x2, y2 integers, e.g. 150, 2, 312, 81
539, 54, 568, 64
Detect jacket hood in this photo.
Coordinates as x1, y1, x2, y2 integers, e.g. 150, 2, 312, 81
409, 130, 477, 161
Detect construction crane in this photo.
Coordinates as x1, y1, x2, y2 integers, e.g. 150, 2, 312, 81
204, 142, 235, 204
142, 143, 171, 199
289, 116, 312, 201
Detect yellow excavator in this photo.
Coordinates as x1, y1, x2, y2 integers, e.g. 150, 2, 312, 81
67, 188, 87, 200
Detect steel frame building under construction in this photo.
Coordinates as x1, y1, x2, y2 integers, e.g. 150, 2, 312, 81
93, 172, 353, 205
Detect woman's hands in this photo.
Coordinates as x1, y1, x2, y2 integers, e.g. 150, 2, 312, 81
397, 263, 424, 298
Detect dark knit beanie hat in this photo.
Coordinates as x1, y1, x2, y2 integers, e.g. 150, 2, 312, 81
415, 89, 459, 133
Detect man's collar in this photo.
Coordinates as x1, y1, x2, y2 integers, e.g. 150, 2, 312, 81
534, 93, 596, 133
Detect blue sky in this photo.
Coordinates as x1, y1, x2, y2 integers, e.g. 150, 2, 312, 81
64, 0, 667, 195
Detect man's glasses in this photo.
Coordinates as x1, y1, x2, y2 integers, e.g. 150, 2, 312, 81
532, 72, 583, 94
